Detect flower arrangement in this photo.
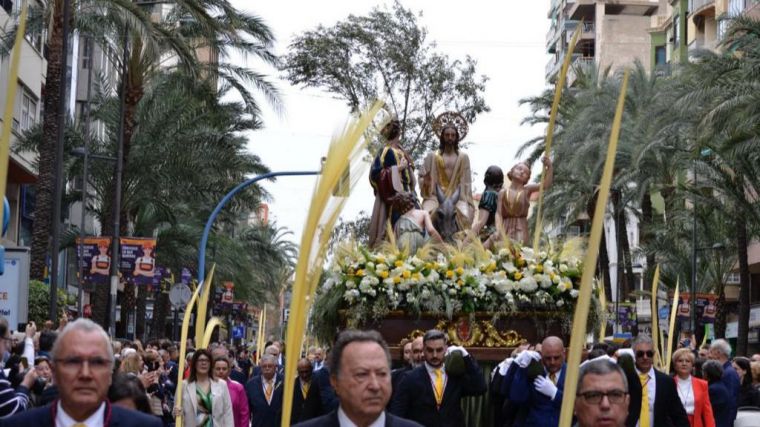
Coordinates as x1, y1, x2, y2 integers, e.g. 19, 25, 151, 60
312, 239, 598, 338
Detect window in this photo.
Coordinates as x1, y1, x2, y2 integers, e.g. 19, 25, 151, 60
81, 38, 91, 69
20, 90, 37, 131
673, 14, 681, 47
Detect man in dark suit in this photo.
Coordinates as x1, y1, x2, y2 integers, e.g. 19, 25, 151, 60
292, 358, 324, 424
246, 354, 285, 427
625, 334, 689, 427
312, 362, 339, 413
709, 338, 740, 422
507, 336, 567, 427
294, 329, 421, 427
390, 329, 486, 427
2, 318, 162, 427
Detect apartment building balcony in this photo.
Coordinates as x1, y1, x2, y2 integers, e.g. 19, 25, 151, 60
546, 24, 561, 53
546, 55, 562, 82
566, 20, 596, 41
569, 0, 659, 20
566, 55, 595, 86
689, 0, 715, 17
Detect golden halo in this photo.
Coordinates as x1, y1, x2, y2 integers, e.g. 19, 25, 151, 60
432, 111, 469, 141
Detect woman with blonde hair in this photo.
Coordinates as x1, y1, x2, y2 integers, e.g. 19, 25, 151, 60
672, 347, 715, 427
120, 351, 144, 376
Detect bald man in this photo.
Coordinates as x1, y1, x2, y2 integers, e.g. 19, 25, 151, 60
508, 336, 567, 427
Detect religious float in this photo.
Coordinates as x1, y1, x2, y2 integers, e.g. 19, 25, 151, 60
311, 239, 602, 362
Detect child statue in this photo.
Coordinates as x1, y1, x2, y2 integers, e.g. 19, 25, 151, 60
471, 166, 504, 241
389, 192, 442, 254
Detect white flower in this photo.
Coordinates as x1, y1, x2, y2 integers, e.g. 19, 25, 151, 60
420, 289, 431, 299
383, 278, 394, 287
406, 293, 416, 303
498, 248, 510, 258
518, 276, 538, 293
570, 289, 579, 298
376, 263, 389, 272
556, 299, 565, 307
559, 264, 568, 273
345, 279, 356, 289
410, 256, 424, 267
427, 270, 440, 283
448, 288, 457, 295
502, 262, 517, 274
366, 262, 375, 270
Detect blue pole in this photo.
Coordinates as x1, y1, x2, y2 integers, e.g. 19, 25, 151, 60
196, 171, 320, 286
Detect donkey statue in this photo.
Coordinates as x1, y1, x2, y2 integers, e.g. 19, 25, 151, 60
432, 185, 460, 243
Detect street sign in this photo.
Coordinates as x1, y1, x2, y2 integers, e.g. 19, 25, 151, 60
169, 283, 192, 309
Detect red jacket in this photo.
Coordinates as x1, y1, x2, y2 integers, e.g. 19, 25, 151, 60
674, 376, 715, 427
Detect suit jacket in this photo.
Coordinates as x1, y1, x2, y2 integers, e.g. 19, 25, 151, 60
292, 377, 324, 424
708, 381, 733, 427
507, 363, 566, 427
626, 369, 690, 427
246, 374, 284, 427
181, 378, 235, 427
390, 356, 486, 427
312, 366, 339, 413
293, 409, 423, 427
226, 379, 251, 427
673, 376, 714, 427
0, 401, 163, 426
721, 361, 740, 421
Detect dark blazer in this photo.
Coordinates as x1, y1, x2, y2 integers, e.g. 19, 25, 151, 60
246, 374, 284, 427
390, 356, 486, 427
229, 368, 247, 386
721, 361, 740, 421
708, 381, 733, 427
292, 377, 324, 424
293, 409, 423, 427
507, 363, 566, 427
312, 366, 338, 413
626, 369, 690, 427
0, 401, 163, 426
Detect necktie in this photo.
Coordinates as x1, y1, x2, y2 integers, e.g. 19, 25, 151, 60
265, 380, 273, 403
73, 424, 87, 427
549, 372, 557, 384
639, 373, 650, 427
302, 381, 310, 399
434, 368, 444, 406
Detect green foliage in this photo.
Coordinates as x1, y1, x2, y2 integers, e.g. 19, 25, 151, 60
282, 1, 489, 162
27, 280, 67, 326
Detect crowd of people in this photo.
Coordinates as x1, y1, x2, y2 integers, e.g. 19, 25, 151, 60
0, 314, 758, 427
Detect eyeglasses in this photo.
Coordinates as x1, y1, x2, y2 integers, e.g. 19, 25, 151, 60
196, 358, 210, 364
55, 357, 112, 372
636, 350, 655, 359
577, 390, 627, 404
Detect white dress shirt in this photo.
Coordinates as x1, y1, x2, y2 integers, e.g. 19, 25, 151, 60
635, 367, 656, 427
56, 401, 105, 427
337, 406, 385, 427
676, 376, 695, 415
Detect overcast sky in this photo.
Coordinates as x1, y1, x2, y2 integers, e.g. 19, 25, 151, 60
227, 0, 552, 244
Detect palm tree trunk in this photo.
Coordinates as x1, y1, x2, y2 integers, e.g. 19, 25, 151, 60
736, 216, 751, 355
599, 227, 613, 304
715, 283, 727, 339
151, 285, 170, 339
29, 0, 64, 280
641, 189, 656, 285
135, 284, 148, 340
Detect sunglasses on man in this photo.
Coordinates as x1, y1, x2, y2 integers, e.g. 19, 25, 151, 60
636, 350, 655, 358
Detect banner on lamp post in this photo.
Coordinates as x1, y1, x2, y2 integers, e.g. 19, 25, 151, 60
119, 237, 157, 285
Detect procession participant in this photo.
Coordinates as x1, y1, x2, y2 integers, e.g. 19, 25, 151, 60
292, 358, 324, 424
391, 340, 414, 406
213, 356, 250, 427
389, 192, 442, 254
702, 361, 732, 427
508, 336, 567, 427
369, 118, 417, 247
626, 334, 689, 427
313, 348, 325, 371
410, 336, 424, 366
419, 112, 474, 230
390, 329, 486, 427
672, 348, 714, 427
177, 349, 234, 427
294, 330, 421, 427
491, 343, 530, 427
311, 358, 338, 413
708, 339, 739, 422
487, 157, 552, 247
246, 354, 284, 427
471, 166, 504, 240
3, 318, 161, 426
574, 358, 630, 427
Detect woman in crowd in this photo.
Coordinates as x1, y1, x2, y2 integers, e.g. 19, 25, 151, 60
177, 349, 234, 426
733, 356, 760, 407
672, 348, 714, 427
31, 356, 57, 406
703, 360, 732, 427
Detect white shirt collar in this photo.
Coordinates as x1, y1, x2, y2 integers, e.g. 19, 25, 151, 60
337, 406, 385, 427
424, 362, 445, 375
636, 366, 655, 379
56, 401, 106, 427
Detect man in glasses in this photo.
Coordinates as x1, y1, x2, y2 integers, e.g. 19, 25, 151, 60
3, 318, 161, 426
575, 358, 630, 427
626, 334, 688, 427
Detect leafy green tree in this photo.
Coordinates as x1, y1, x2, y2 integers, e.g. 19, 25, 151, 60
27, 280, 67, 326
282, 0, 489, 162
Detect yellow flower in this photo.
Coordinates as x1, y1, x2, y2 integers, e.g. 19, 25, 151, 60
379, 271, 389, 279
425, 263, 433, 270
412, 272, 421, 280
402, 270, 411, 279
446, 270, 455, 279
356, 269, 365, 277
486, 262, 497, 273
535, 265, 543, 273
347, 268, 355, 275
457, 279, 464, 286
456, 267, 464, 276
514, 272, 523, 280
395, 260, 404, 268
393, 276, 401, 284
376, 256, 386, 263
516, 258, 526, 267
